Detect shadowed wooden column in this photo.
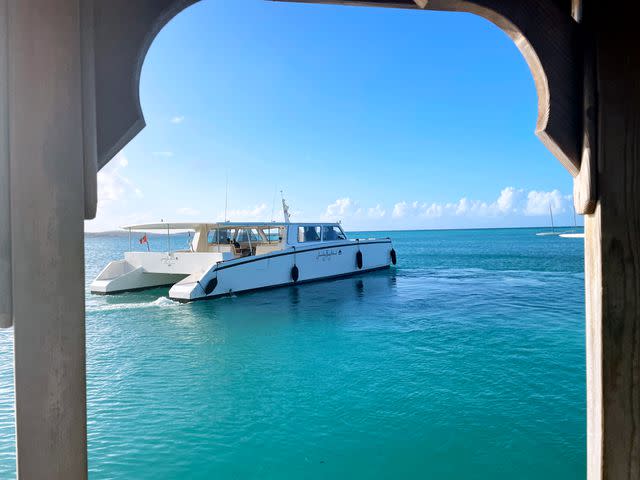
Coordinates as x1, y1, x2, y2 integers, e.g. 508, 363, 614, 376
0, 0, 11, 329
584, 0, 640, 477
8, 0, 88, 477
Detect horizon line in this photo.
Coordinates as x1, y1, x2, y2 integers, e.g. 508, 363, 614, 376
85, 224, 584, 235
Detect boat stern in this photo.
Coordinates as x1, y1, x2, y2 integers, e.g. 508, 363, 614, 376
168, 276, 203, 302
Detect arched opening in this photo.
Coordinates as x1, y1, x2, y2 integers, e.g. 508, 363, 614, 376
0, 0, 592, 478
85, 1, 582, 476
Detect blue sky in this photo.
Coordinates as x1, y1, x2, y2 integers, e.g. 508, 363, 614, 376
86, 0, 578, 232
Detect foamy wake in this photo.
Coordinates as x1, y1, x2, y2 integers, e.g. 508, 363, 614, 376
87, 296, 179, 313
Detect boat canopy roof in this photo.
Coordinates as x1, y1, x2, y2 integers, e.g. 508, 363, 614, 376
121, 221, 342, 232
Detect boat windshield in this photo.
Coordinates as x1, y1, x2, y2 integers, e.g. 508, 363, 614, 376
236, 228, 261, 243
207, 226, 285, 246
264, 228, 281, 243
322, 225, 346, 241
208, 228, 232, 244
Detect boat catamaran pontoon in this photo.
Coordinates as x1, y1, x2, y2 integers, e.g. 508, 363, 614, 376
91, 202, 396, 302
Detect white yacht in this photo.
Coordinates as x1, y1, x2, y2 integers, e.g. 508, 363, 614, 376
91, 203, 396, 302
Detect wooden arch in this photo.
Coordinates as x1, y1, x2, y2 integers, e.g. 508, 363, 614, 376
92, 0, 199, 170
92, 0, 582, 176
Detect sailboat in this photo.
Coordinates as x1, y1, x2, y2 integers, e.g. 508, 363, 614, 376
559, 205, 585, 238
535, 204, 560, 236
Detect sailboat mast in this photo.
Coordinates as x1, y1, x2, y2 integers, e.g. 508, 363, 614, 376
549, 204, 555, 232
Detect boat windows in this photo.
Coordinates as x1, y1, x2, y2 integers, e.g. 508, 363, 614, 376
298, 226, 321, 243
207, 227, 284, 246
236, 228, 261, 243
262, 228, 282, 244
322, 225, 346, 241
208, 229, 232, 244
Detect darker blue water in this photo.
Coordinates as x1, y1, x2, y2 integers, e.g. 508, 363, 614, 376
0, 228, 585, 478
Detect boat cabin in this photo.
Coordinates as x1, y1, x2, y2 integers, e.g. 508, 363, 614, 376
124, 222, 348, 259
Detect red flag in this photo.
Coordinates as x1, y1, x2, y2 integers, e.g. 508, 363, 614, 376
139, 234, 150, 251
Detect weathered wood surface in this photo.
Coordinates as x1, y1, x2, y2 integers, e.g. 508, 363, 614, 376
8, 0, 88, 477
0, 0, 11, 328
272, 0, 582, 176
585, 0, 640, 476
81, 0, 98, 220
572, 7, 597, 215
585, 205, 603, 479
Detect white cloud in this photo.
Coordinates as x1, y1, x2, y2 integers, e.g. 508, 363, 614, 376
322, 197, 357, 220
170, 116, 185, 124
496, 187, 524, 213
87, 179, 575, 233
455, 198, 470, 215
221, 203, 269, 222
320, 197, 389, 222
397, 188, 569, 220
327, 186, 574, 229
524, 189, 565, 216
393, 201, 434, 218
423, 202, 443, 218
392, 201, 409, 218
368, 204, 386, 218
86, 152, 146, 231
97, 153, 141, 204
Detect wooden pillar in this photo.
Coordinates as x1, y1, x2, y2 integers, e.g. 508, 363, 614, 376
8, 0, 88, 478
0, 0, 11, 329
584, 1, 640, 477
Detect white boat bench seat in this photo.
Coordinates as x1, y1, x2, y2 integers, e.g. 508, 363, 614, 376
207, 244, 231, 253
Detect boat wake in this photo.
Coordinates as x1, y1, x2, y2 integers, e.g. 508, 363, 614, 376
87, 296, 179, 313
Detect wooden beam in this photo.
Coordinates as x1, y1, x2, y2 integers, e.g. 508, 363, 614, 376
81, 0, 98, 220
0, 0, 11, 329
584, 0, 640, 476
8, 0, 88, 477
585, 206, 603, 479
573, 4, 597, 215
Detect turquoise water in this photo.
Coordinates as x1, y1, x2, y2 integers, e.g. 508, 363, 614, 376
1, 228, 585, 478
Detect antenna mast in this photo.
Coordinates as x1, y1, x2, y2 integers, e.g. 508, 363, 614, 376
281, 191, 291, 223
271, 186, 277, 223
224, 171, 229, 222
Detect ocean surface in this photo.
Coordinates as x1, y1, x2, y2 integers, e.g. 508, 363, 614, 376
0, 228, 585, 479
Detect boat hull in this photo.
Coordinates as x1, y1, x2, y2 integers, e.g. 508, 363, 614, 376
90, 259, 188, 294
90, 251, 226, 295
172, 265, 391, 303
169, 240, 393, 302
